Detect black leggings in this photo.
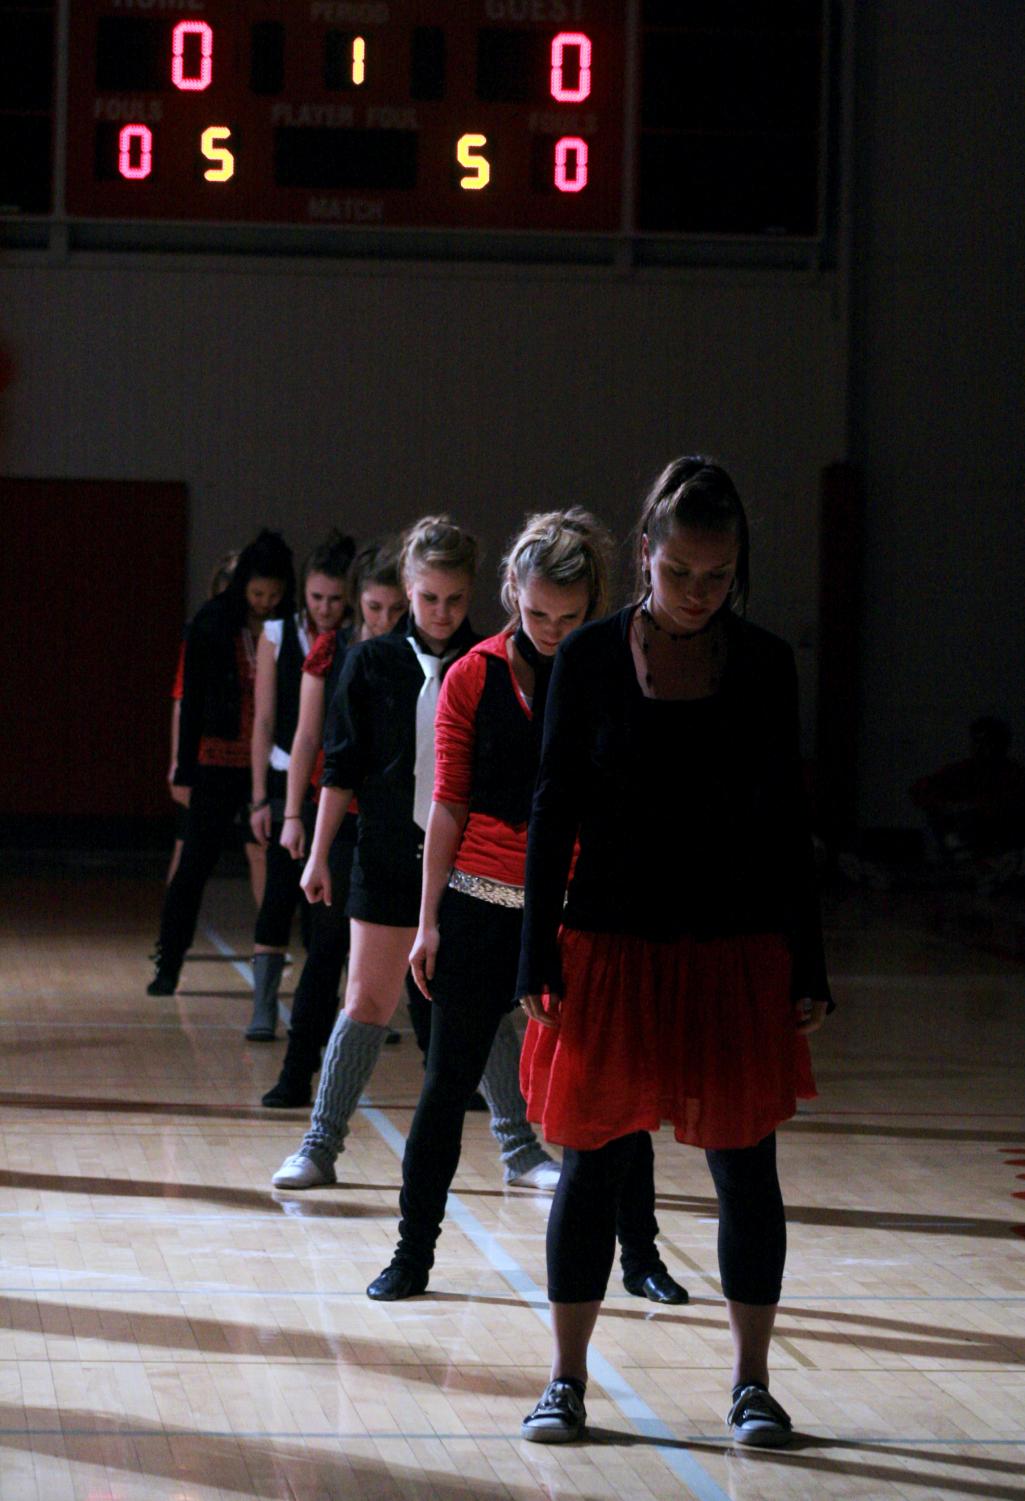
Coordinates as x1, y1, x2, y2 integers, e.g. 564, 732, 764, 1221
395, 888, 668, 1281
548, 1131, 785, 1306
157, 765, 250, 973
281, 827, 355, 1074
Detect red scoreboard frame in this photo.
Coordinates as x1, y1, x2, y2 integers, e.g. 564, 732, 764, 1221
65, 2, 626, 233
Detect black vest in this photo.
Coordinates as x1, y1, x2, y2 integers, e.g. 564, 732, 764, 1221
273, 615, 305, 753
468, 654, 538, 827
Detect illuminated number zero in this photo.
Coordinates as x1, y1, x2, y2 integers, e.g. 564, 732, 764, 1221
172, 20, 214, 92
550, 32, 591, 103
118, 124, 153, 180
554, 136, 588, 193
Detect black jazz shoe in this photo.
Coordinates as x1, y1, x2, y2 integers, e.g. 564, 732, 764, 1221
623, 1268, 689, 1304
366, 1262, 429, 1301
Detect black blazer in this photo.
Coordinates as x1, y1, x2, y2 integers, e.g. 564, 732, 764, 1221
321, 617, 478, 833
516, 606, 832, 1007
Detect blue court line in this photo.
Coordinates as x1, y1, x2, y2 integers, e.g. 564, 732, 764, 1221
362, 1104, 731, 1501
203, 924, 730, 1499
201, 924, 254, 988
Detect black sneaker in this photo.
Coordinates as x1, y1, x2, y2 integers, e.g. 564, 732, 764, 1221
521, 1379, 586, 1443
366, 1262, 429, 1301
726, 1383, 793, 1448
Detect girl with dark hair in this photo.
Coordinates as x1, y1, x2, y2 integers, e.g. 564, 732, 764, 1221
367, 509, 688, 1306
261, 540, 407, 1106
516, 458, 831, 1448
147, 530, 295, 996
245, 529, 356, 1040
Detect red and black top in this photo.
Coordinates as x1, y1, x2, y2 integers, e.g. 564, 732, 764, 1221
434, 630, 540, 887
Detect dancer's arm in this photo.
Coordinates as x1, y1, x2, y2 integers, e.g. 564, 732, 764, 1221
410, 798, 467, 998
249, 631, 277, 845
282, 671, 325, 860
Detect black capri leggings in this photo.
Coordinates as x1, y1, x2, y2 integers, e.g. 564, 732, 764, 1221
548, 1130, 785, 1307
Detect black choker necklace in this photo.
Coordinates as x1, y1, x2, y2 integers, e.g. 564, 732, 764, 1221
513, 625, 552, 673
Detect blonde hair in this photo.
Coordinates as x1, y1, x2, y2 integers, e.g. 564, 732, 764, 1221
501, 508, 613, 625
399, 514, 478, 586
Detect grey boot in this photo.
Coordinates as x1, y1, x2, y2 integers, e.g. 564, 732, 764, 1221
246, 953, 284, 1041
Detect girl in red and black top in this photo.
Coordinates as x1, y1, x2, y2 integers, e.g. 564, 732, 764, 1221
516, 460, 832, 1449
260, 540, 407, 1107
148, 530, 295, 996
244, 529, 356, 1041
367, 511, 688, 1306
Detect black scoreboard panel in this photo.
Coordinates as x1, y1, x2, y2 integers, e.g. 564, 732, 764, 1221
3, 2, 831, 245
0, 1, 55, 215
66, 1, 625, 233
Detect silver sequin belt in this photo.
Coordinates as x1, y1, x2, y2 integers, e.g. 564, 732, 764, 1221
448, 869, 525, 909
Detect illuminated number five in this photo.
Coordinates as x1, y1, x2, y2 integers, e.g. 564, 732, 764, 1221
172, 21, 213, 92
118, 124, 153, 180
201, 126, 235, 182
457, 134, 490, 190
555, 136, 588, 193
550, 32, 591, 103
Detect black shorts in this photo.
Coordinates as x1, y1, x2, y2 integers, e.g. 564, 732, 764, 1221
346, 822, 423, 927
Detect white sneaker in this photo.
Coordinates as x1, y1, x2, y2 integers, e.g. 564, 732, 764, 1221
271, 1152, 337, 1189
507, 1159, 561, 1190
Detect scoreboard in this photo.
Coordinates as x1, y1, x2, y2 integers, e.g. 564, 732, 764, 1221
2, 1, 829, 244
67, 1, 625, 232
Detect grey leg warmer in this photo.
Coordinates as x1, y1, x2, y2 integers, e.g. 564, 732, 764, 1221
299, 1013, 389, 1163
478, 1012, 551, 1180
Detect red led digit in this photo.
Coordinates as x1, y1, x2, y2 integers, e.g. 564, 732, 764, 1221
554, 136, 588, 193
118, 124, 153, 180
171, 20, 214, 92
550, 32, 591, 103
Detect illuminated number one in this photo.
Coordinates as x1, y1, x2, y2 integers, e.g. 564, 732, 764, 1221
554, 136, 588, 193
118, 124, 153, 180
172, 20, 214, 92
457, 134, 490, 190
352, 36, 366, 85
550, 32, 591, 103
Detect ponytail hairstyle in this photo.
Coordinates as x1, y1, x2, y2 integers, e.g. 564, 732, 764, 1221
501, 507, 614, 627
299, 527, 356, 628
636, 456, 749, 614
224, 528, 296, 626
348, 537, 402, 631
399, 514, 478, 588
207, 549, 238, 599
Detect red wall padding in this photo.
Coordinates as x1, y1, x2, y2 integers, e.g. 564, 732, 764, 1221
0, 478, 188, 819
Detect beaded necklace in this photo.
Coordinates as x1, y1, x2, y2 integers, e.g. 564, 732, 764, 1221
635, 597, 726, 699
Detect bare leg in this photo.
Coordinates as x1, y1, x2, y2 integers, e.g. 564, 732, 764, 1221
345, 919, 418, 1026
550, 1301, 601, 1385
727, 1300, 777, 1390
246, 843, 267, 908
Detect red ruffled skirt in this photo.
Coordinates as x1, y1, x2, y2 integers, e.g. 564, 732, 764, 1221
520, 928, 816, 1151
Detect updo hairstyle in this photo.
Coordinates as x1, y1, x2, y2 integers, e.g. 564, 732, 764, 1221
500, 507, 614, 626
637, 456, 749, 613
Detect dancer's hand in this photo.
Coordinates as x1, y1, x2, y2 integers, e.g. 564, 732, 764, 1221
794, 997, 827, 1035
280, 817, 306, 861
249, 804, 272, 846
519, 992, 562, 1028
169, 781, 190, 808
301, 857, 331, 906
409, 925, 439, 999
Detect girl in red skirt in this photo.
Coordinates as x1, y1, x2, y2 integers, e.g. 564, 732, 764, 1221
517, 458, 831, 1449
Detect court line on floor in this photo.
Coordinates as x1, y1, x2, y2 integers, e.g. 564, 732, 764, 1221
205, 924, 730, 1501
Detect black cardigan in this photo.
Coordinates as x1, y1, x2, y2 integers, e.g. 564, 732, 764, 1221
321, 617, 478, 831
515, 606, 832, 1007
174, 593, 247, 787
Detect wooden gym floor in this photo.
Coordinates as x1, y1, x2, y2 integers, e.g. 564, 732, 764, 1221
0, 868, 1023, 1501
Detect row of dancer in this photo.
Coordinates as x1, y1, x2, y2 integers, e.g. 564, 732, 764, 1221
280, 460, 831, 1448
